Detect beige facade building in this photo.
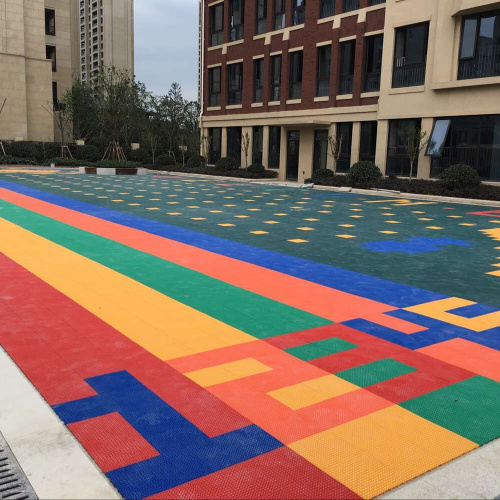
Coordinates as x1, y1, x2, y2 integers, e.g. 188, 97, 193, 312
0, 0, 134, 143
199, 0, 500, 182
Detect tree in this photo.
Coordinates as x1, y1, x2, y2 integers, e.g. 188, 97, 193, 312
42, 100, 73, 158
240, 132, 251, 169
200, 134, 211, 167
327, 133, 344, 174
398, 126, 430, 180
0, 98, 6, 155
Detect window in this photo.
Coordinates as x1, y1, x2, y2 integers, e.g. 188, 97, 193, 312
339, 40, 355, 95
359, 121, 378, 163
227, 127, 242, 164
229, 0, 244, 41
393, 22, 429, 88
343, 0, 359, 13
274, 0, 285, 30
387, 118, 421, 176
46, 45, 57, 72
313, 130, 329, 171
458, 10, 500, 80
254, 59, 264, 102
270, 54, 282, 101
364, 35, 383, 92
45, 9, 56, 36
209, 67, 221, 107
268, 126, 281, 168
289, 51, 303, 99
320, 0, 334, 19
253, 126, 264, 164
210, 4, 224, 46
256, 0, 267, 35
336, 123, 352, 172
292, 0, 305, 26
316, 45, 331, 97
227, 63, 243, 105
426, 119, 451, 157
208, 128, 222, 164
52, 81, 59, 111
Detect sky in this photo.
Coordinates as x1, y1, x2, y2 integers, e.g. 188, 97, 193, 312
134, 0, 199, 102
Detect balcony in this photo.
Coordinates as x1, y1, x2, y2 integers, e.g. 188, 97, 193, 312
458, 44, 500, 81
392, 57, 426, 88
339, 75, 353, 95
364, 71, 381, 92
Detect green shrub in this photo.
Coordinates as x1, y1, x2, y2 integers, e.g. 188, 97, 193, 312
187, 155, 206, 169
72, 145, 101, 162
46, 157, 91, 167
347, 161, 382, 188
156, 154, 176, 166
439, 164, 481, 190
127, 148, 151, 164
37, 142, 61, 161
215, 157, 239, 171
4, 141, 39, 160
95, 160, 137, 169
312, 168, 334, 179
247, 163, 265, 174
0, 155, 37, 166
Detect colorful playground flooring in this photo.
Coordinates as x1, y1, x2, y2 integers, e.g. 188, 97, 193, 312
0, 169, 499, 499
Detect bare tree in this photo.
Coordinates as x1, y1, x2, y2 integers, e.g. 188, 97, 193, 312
240, 132, 251, 169
42, 101, 73, 158
0, 98, 6, 156
177, 135, 188, 166
398, 127, 430, 180
327, 133, 344, 174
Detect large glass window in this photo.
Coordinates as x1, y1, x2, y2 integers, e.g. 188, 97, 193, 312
45, 9, 56, 36
229, 0, 244, 41
256, 0, 267, 35
209, 67, 221, 107
359, 121, 378, 163
386, 118, 421, 176
337, 123, 352, 172
227, 127, 242, 164
458, 10, 500, 80
270, 54, 282, 101
289, 51, 303, 100
208, 128, 222, 164
320, 0, 334, 19
210, 4, 224, 46
46, 45, 57, 72
292, 0, 305, 26
364, 35, 383, 92
254, 59, 264, 102
227, 63, 243, 105
313, 130, 329, 171
316, 45, 331, 97
339, 40, 355, 95
252, 126, 264, 164
393, 22, 429, 88
429, 115, 500, 181
268, 126, 281, 168
274, 0, 285, 30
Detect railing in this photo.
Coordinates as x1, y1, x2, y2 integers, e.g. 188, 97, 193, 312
369, 0, 385, 5
210, 31, 223, 46
392, 59, 426, 88
343, 0, 359, 12
364, 72, 381, 92
386, 147, 418, 177
320, 0, 335, 18
339, 75, 353, 95
316, 80, 330, 97
228, 90, 242, 106
430, 146, 500, 181
458, 44, 500, 81
230, 25, 244, 42
209, 94, 220, 107
289, 82, 302, 100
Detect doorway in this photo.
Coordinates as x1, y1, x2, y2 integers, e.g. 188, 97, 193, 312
287, 130, 300, 181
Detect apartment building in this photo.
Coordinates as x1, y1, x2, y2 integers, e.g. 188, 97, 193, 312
199, 0, 500, 182
71, 0, 134, 83
0, 0, 134, 143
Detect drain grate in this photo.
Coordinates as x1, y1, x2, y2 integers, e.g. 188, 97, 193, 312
0, 432, 37, 500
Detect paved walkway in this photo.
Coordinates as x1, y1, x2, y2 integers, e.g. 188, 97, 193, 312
0, 169, 499, 499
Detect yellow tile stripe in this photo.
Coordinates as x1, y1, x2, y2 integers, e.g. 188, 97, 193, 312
0, 218, 254, 360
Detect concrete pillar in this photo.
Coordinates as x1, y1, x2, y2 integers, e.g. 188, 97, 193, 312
298, 128, 314, 184
351, 122, 361, 166
221, 127, 228, 158
262, 126, 270, 169
418, 117, 434, 180
375, 119, 389, 175
327, 123, 337, 171
242, 126, 253, 169
279, 126, 287, 181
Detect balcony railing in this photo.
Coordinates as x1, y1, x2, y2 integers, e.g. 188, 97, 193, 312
343, 0, 359, 12
369, 0, 385, 5
230, 25, 244, 42
430, 146, 500, 181
210, 31, 223, 46
320, 0, 335, 18
458, 44, 500, 81
339, 75, 353, 95
392, 57, 426, 88
386, 146, 418, 177
316, 80, 330, 97
289, 82, 302, 100
364, 72, 381, 92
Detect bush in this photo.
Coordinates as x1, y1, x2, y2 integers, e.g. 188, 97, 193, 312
0, 155, 37, 166
4, 141, 39, 160
215, 157, 239, 171
95, 160, 137, 169
347, 161, 382, 188
72, 145, 101, 163
312, 168, 334, 179
127, 148, 151, 164
156, 154, 176, 166
37, 142, 61, 161
187, 155, 206, 169
247, 163, 265, 174
46, 157, 91, 167
439, 164, 481, 190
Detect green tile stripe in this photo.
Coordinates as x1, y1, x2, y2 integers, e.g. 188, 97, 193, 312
336, 358, 416, 388
285, 337, 357, 361
401, 376, 500, 445
0, 200, 331, 338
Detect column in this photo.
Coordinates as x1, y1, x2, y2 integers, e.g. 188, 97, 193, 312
351, 122, 361, 165
221, 127, 228, 158
375, 120, 389, 175
262, 125, 270, 168
298, 128, 314, 184
279, 126, 287, 181
418, 117, 434, 180
242, 126, 253, 168
327, 122, 337, 171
